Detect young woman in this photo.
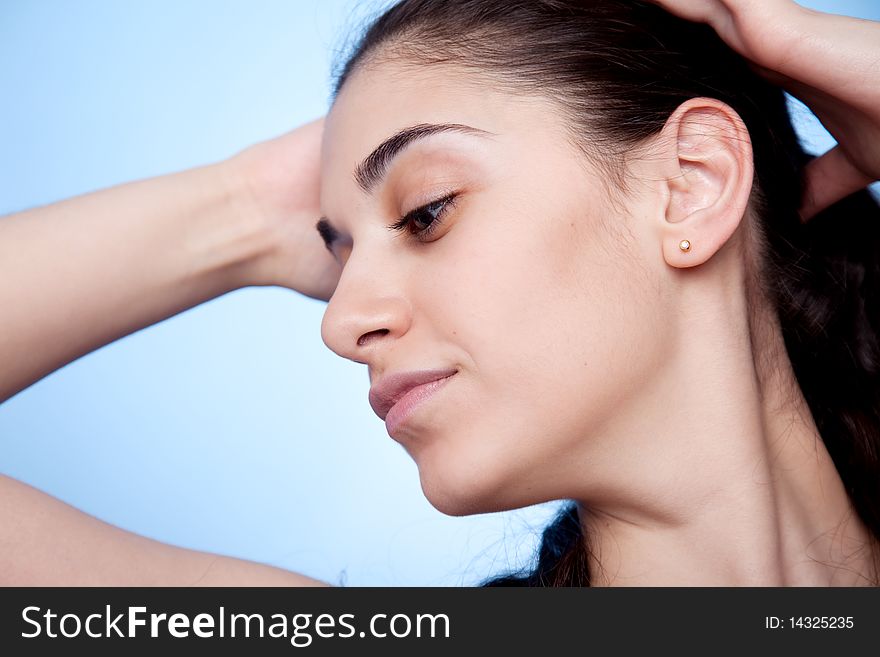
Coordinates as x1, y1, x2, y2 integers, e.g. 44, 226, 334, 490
2, 0, 879, 586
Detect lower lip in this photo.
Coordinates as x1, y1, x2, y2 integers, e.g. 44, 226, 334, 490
385, 374, 456, 437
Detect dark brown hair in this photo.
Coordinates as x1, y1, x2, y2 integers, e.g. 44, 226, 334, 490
329, 0, 880, 585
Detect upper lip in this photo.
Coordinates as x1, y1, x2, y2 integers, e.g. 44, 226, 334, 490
368, 368, 458, 421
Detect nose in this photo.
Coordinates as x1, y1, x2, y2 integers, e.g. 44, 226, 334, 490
320, 253, 412, 366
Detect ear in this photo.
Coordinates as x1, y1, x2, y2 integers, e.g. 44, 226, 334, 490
656, 98, 754, 268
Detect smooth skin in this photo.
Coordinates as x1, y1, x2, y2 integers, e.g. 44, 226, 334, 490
1, 0, 878, 586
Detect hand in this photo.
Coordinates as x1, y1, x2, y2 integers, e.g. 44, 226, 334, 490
647, 0, 880, 220
226, 116, 341, 301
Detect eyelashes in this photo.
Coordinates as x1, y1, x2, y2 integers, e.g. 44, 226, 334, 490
386, 192, 458, 243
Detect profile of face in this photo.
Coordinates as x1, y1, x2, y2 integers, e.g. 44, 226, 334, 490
318, 57, 749, 517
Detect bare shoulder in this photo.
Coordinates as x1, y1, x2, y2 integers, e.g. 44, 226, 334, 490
0, 474, 331, 587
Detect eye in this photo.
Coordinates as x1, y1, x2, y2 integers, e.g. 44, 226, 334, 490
387, 193, 458, 243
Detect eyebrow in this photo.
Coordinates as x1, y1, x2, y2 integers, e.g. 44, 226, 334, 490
315, 122, 495, 251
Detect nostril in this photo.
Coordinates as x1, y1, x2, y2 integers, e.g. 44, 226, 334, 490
357, 329, 389, 347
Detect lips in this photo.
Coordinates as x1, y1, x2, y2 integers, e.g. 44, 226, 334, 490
368, 368, 458, 421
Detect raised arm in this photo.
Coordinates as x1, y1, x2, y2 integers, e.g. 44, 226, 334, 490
0, 474, 329, 586
0, 116, 340, 403
0, 117, 340, 585
646, 0, 880, 220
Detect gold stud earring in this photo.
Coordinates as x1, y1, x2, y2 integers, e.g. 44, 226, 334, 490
679, 239, 691, 252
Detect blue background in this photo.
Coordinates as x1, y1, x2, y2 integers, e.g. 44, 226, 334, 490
1, 0, 878, 586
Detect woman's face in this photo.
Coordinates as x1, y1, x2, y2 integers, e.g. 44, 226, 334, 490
318, 60, 671, 515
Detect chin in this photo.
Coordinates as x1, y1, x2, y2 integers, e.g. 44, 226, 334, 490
414, 446, 536, 517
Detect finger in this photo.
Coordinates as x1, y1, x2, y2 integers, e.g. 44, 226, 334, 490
799, 145, 876, 222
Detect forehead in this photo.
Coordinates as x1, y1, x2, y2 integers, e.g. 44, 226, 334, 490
320, 60, 565, 199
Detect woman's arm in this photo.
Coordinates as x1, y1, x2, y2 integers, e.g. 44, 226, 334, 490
0, 161, 262, 403
0, 474, 329, 586
0, 117, 340, 584
0, 116, 339, 404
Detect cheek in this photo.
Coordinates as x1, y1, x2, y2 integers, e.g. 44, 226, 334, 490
434, 206, 667, 466
454, 204, 662, 377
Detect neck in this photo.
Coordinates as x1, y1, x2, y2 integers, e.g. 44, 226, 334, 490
571, 265, 878, 586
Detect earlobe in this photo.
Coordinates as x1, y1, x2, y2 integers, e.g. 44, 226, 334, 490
659, 98, 754, 269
